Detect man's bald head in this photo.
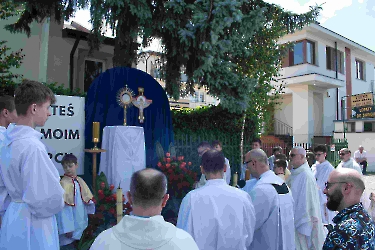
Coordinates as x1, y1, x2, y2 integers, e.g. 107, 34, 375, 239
248, 149, 268, 165
130, 168, 167, 208
331, 168, 365, 193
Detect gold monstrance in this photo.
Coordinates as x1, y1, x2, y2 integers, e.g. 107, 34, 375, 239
116, 85, 135, 126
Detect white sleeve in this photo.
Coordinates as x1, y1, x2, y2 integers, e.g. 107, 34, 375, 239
243, 193, 256, 248
22, 147, 65, 218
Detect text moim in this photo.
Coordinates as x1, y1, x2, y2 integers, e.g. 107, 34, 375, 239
41, 128, 80, 139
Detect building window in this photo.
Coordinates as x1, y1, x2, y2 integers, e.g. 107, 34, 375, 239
364, 122, 373, 132
345, 122, 355, 132
281, 40, 316, 67
293, 42, 304, 65
326, 47, 344, 74
84, 59, 104, 92
191, 91, 205, 103
356, 59, 365, 80
306, 41, 315, 64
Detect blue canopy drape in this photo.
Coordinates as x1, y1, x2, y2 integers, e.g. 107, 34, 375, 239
83, 67, 174, 187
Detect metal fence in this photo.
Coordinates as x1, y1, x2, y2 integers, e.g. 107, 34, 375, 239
173, 133, 254, 177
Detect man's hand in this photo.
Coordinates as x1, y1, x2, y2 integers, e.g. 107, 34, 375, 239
65, 232, 73, 238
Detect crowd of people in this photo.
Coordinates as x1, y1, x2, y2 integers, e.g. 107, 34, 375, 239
93, 139, 375, 249
0, 80, 373, 249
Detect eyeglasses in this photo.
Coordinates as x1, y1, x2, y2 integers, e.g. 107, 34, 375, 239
339, 152, 347, 156
325, 181, 347, 189
243, 159, 252, 165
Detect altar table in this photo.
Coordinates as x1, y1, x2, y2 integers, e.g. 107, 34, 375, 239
99, 126, 146, 193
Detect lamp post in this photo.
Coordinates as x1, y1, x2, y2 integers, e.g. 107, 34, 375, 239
341, 95, 350, 139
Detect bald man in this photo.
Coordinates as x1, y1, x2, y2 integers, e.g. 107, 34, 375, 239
323, 168, 375, 249
90, 169, 199, 250
242, 149, 295, 250
287, 147, 326, 250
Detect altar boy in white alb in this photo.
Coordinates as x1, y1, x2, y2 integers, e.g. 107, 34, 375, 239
0, 95, 18, 226
0, 80, 65, 250
244, 149, 295, 250
312, 145, 336, 226
56, 154, 95, 248
0, 95, 18, 138
177, 149, 256, 250
287, 147, 326, 250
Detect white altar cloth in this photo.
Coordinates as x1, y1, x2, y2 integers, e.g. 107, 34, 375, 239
99, 126, 146, 193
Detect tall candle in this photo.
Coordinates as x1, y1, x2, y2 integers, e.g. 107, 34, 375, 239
232, 172, 238, 187
93, 122, 100, 140
245, 169, 251, 181
116, 187, 123, 224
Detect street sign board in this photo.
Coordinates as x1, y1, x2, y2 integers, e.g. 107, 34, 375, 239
352, 105, 375, 119
351, 92, 373, 108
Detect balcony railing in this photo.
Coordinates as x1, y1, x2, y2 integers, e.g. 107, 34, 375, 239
274, 119, 293, 136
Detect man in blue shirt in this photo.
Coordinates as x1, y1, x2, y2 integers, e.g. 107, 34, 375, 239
323, 168, 375, 249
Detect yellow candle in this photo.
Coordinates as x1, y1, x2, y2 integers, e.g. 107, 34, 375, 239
245, 169, 250, 181
232, 172, 238, 187
116, 187, 123, 224
93, 122, 100, 140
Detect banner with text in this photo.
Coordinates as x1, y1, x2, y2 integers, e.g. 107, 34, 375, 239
37, 95, 85, 175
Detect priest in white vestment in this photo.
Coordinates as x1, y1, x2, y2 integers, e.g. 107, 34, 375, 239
177, 149, 256, 250
243, 149, 295, 250
0, 95, 18, 228
312, 145, 336, 226
0, 81, 65, 250
336, 148, 371, 210
195, 142, 228, 188
91, 169, 198, 250
287, 147, 325, 250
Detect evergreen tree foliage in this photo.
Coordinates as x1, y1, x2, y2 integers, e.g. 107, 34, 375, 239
2, 0, 322, 113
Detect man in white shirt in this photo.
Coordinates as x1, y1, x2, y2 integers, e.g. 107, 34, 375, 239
354, 145, 367, 175
312, 145, 336, 227
177, 149, 256, 250
244, 148, 295, 250
337, 148, 362, 174
287, 147, 326, 250
91, 168, 198, 250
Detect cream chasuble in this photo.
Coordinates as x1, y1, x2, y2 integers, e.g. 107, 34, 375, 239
287, 162, 325, 250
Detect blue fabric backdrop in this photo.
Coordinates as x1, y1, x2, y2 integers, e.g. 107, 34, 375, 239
83, 67, 174, 187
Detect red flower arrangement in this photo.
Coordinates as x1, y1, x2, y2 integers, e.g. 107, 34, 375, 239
158, 153, 197, 199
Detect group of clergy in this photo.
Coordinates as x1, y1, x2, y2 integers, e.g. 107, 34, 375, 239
174, 139, 374, 249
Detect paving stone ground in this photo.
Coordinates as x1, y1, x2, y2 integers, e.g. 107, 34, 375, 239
364, 173, 375, 196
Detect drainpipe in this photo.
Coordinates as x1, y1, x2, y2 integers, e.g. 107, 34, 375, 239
70, 38, 81, 92
335, 42, 339, 120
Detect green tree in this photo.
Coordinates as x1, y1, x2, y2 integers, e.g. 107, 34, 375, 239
0, 0, 24, 95
3, 0, 321, 112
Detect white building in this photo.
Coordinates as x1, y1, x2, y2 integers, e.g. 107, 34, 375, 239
273, 22, 375, 144
136, 51, 219, 109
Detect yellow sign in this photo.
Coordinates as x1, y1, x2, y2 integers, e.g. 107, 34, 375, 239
351, 92, 373, 108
